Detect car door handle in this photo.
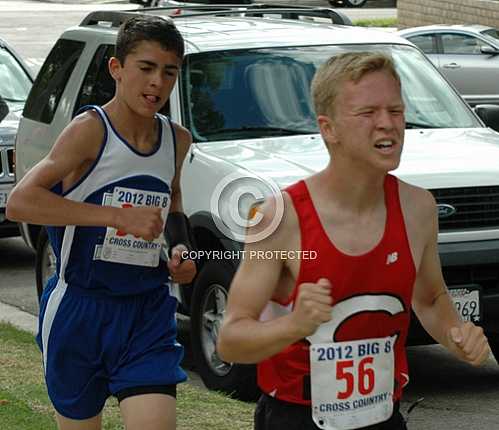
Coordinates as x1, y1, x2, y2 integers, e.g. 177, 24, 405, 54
443, 63, 461, 69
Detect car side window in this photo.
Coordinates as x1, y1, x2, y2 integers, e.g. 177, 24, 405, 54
74, 44, 115, 116
23, 39, 85, 124
482, 28, 499, 42
74, 44, 170, 117
441, 33, 488, 54
408, 34, 437, 54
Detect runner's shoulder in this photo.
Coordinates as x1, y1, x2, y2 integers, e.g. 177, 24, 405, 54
55, 110, 106, 159
397, 178, 436, 220
171, 122, 192, 149
252, 191, 299, 240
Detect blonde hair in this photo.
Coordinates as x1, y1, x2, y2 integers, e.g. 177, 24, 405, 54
311, 52, 400, 118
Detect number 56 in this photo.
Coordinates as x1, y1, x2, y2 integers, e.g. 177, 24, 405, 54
336, 357, 375, 400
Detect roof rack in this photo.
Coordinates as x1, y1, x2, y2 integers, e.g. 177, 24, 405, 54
177, 6, 352, 25
80, 4, 352, 28
80, 11, 140, 27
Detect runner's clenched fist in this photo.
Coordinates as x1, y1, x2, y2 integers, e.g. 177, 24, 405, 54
290, 278, 333, 338
448, 322, 491, 366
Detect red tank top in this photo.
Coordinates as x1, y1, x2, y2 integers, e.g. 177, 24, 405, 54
257, 174, 416, 405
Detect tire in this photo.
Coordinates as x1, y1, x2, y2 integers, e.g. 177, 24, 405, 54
35, 229, 56, 303
190, 260, 260, 401
342, 0, 368, 7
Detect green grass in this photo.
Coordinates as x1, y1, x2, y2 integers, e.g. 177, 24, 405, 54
0, 390, 56, 429
353, 18, 398, 27
0, 323, 253, 430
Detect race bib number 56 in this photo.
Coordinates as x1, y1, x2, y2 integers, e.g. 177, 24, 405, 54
310, 336, 395, 430
98, 187, 170, 267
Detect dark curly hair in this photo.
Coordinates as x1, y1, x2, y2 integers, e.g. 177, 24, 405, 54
115, 15, 184, 65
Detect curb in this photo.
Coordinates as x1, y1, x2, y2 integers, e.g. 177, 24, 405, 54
0, 300, 206, 389
0, 301, 38, 335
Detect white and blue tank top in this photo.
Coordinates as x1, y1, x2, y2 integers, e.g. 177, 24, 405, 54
47, 105, 177, 296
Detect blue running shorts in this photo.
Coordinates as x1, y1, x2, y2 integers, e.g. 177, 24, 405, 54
37, 277, 187, 420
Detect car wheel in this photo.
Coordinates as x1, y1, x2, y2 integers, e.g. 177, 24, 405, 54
35, 229, 56, 303
190, 260, 260, 401
342, 0, 368, 7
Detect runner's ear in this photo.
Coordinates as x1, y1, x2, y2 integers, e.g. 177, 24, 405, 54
316, 115, 337, 150
108, 56, 123, 82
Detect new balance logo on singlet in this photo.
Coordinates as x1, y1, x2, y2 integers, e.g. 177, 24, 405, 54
386, 252, 399, 265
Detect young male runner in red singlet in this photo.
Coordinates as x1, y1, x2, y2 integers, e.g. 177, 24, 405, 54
217, 52, 491, 430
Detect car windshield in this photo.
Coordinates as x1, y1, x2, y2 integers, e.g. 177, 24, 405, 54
0, 47, 32, 103
182, 44, 480, 142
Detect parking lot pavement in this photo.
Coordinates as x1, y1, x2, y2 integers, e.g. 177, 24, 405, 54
0, 0, 136, 11
30, 0, 129, 4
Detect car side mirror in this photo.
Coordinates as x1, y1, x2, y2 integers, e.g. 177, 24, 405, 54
474, 104, 499, 132
480, 45, 499, 55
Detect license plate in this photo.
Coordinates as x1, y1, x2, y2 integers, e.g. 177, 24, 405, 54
449, 285, 481, 323
0, 191, 8, 208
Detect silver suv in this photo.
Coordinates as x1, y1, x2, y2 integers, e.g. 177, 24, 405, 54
0, 35, 33, 239
14, 4, 499, 399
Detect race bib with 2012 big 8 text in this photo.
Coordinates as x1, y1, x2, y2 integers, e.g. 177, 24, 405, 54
97, 186, 170, 267
309, 336, 396, 430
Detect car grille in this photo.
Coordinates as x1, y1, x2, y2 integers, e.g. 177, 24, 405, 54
0, 147, 14, 182
431, 186, 499, 231
443, 263, 499, 291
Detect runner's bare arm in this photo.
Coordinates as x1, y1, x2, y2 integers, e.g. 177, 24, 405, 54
165, 124, 196, 283
7, 112, 108, 225
6, 112, 163, 240
412, 192, 490, 365
411, 194, 461, 343
217, 194, 332, 364
168, 123, 192, 214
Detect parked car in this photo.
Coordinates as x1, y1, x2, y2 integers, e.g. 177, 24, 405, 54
14, 4, 499, 400
398, 25, 499, 106
329, 0, 368, 7
0, 36, 33, 238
